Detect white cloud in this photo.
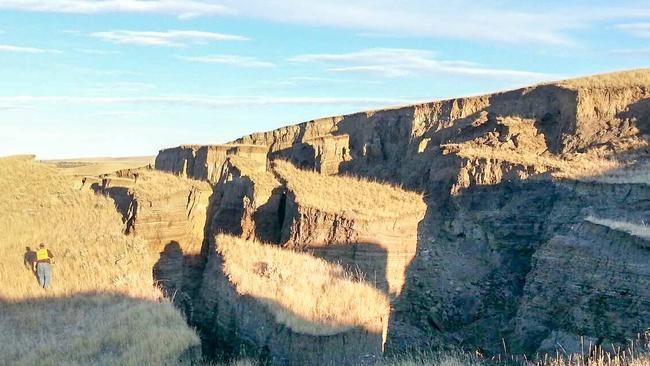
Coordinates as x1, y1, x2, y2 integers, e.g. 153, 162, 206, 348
95, 110, 150, 118
614, 23, 650, 38
76, 48, 121, 55
286, 76, 381, 85
0, 44, 62, 53
4, 1, 650, 45
290, 48, 553, 80
90, 30, 248, 47
84, 82, 157, 94
58, 65, 141, 76
178, 54, 274, 68
0, 95, 412, 108
0, 0, 232, 19
229, 1, 650, 45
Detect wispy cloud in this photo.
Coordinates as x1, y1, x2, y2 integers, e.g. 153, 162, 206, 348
265, 76, 383, 88
0, 0, 232, 19
290, 48, 553, 80
0, 95, 412, 108
0, 44, 62, 54
178, 54, 275, 68
287, 76, 381, 85
614, 23, 650, 38
84, 82, 157, 94
90, 30, 249, 47
5, 1, 650, 45
76, 48, 121, 55
228, 1, 650, 45
95, 110, 150, 118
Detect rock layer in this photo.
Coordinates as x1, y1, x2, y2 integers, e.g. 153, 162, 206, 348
148, 69, 650, 361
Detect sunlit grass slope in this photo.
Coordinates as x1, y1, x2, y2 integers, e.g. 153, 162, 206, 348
273, 160, 426, 220
217, 234, 390, 336
0, 155, 199, 365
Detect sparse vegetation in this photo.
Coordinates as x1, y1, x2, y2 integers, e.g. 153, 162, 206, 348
443, 143, 622, 180
585, 216, 650, 240
520, 333, 650, 366
216, 234, 390, 335
273, 160, 426, 220
0, 156, 199, 365
380, 350, 485, 366
556, 68, 650, 89
129, 168, 211, 202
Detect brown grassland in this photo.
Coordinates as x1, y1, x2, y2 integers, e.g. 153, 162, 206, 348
0, 155, 199, 365
42, 155, 155, 176
555, 68, 650, 89
443, 143, 650, 185
216, 234, 390, 336
128, 168, 212, 202
273, 160, 426, 220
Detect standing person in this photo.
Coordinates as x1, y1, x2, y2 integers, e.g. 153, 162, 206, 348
33, 243, 54, 289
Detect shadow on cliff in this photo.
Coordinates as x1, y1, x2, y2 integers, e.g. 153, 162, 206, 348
387, 95, 650, 357
307, 242, 391, 295
323, 84, 579, 189
267, 122, 319, 171
152, 241, 202, 322
193, 243, 386, 365
254, 186, 286, 244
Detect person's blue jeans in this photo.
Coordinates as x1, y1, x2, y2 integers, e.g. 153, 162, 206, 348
36, 262, 52, 289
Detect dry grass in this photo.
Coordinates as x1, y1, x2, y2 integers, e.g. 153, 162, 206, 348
273, 160, 425, 220
585, 216, 650, 240
555, 68, 650, 90
521, 334, 650, 366
128, 168, 211, 202
444, 141, 650, 185
0, 155, 199, 365
43, 156, 155, 176
216, 234, 390, 336
380, 337, 650, 366
443, 144, 622, 180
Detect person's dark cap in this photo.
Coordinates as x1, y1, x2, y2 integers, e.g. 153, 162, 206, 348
39, 243, 45, 248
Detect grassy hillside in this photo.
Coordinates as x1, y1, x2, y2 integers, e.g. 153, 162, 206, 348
217, 234, 390, 336
0, 155, 199, 365
273, 160, 426, 220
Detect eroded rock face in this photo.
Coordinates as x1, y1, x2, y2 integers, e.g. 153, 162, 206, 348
280, 195, 425, 296
150, 69, 650, 361
155, 144, 267, 182
512, 182, 650, 354
95, 171, 212, 320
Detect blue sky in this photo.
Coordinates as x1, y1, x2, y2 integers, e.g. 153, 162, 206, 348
1, 1, 649, 158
